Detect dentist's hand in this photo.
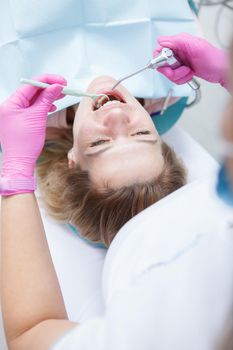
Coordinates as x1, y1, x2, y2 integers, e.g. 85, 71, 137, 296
0, 74, 67, 192
154, 33, 229, 89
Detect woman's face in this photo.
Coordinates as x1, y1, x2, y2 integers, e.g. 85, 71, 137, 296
69, 76, 164, 188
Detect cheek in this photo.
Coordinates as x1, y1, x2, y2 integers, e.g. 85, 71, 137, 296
133, 105, 156, 126
73, 106, 93, 137
75, 123, 98, 150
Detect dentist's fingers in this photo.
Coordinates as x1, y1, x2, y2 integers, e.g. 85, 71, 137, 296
157, 65, 193, 84
157, 33, 191, 50
175, 72, 195, 85
34, 84, 64, 114
157, 33, 200, 66
156, 33, 229, 88
153, 42, 194, 84
13, 74, 67, 107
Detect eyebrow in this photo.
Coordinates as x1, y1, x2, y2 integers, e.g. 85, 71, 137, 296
86, 139, 158, 157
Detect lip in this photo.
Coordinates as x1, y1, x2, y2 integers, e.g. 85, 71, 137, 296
93, 89, 126, 111
95, 101, 125, 112
96, 89, 125, 101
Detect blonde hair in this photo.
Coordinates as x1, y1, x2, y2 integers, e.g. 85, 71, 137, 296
37, 128, 186, 246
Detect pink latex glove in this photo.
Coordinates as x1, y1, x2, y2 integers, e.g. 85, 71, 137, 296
153, 33, 229, 90
0, 74, 67, 194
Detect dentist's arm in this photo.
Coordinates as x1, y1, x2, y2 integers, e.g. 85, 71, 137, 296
0, 75, 78, 350
154, 33, 230, 91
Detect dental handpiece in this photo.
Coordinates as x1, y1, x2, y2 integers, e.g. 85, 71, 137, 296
112, 48, 200, 91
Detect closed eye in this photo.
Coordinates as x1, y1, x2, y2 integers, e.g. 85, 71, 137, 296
132, 130, 151, 136
90, 139, 110, 147
90, 131, 151, 147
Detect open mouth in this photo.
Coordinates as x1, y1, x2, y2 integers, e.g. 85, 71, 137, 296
93, 90, 125, 111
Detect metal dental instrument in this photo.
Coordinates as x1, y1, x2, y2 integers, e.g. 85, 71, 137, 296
111, 48, 201, 105
20, 78, 110, 102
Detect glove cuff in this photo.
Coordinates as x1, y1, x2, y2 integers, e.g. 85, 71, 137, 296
0, 177, 37, 196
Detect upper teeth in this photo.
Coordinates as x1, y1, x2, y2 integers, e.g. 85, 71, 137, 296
97, 100, 121, 110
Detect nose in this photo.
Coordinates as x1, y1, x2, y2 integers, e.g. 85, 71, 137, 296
102, 109, 130, 134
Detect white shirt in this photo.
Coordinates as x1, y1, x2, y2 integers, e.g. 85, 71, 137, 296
51, 177, 233, 350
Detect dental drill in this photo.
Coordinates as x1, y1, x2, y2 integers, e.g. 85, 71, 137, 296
112, 48, 201, 106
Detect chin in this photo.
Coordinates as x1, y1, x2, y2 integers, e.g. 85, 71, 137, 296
88, 75, 117, 91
